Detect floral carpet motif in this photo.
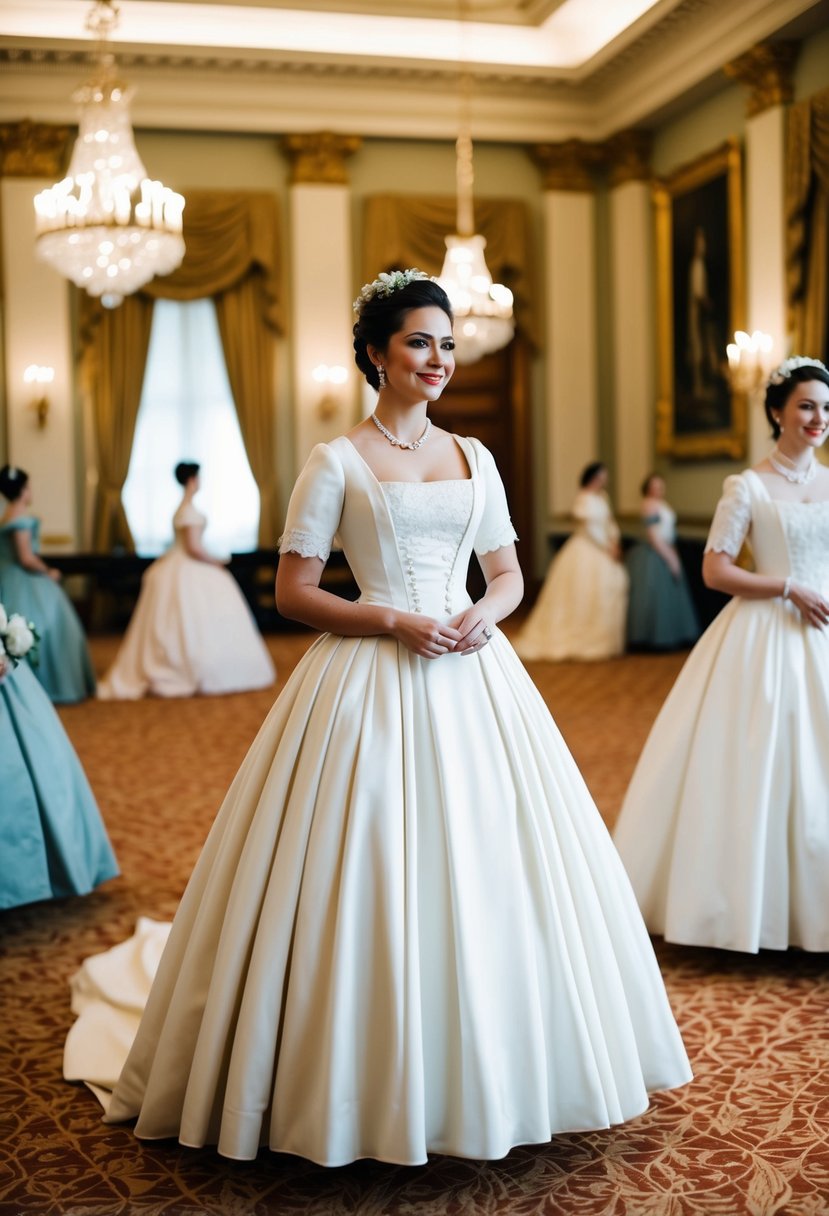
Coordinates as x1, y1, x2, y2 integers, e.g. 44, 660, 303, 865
1, 633, 828, 1216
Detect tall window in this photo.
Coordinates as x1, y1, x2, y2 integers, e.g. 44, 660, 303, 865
123, 298, 260, 556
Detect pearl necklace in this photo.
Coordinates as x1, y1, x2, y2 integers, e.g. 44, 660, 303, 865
769, 446, 817, 485
371, 413, 431, 451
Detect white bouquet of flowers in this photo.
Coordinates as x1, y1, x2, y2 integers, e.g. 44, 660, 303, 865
0, 601, 39, 681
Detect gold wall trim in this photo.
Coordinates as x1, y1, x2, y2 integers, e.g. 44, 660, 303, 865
281, 132, 362, 185
0, 119, 73, 178
605, 129, 653, 188
723, 41, 800, 118
530, 139, 605, 192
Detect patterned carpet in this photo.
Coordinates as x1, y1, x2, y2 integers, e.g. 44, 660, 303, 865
1, 631, 828, 1216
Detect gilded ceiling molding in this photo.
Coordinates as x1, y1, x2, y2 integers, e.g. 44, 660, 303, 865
723, 41, 800, 117
529, 140, 604, 192
0, 119, 72, 178
281, 132, 363, 185
604, 129, 653, 188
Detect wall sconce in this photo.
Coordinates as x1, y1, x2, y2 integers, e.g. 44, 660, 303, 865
725, 331, 774, 394
23, 365, 55, 428
312, 364, 348, 421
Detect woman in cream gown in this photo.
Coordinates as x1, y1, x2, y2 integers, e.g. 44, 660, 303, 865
515, 463, 628, 661
98, 462, 274, 699
66, 273, 690, 1167
614, 359, 829, 952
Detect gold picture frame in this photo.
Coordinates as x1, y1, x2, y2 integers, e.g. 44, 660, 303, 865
654, 139, 746, 460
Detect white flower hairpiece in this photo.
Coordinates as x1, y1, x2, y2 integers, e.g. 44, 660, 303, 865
353, 269, 432, 314
768, 356, 828, 386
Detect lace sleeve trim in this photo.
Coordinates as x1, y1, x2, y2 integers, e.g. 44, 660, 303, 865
703, 474, 752, 557
476, 522, 519, 556
278, 529, 332, 561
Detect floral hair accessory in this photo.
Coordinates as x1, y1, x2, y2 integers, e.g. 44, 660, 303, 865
6, 467, 18, 479
353, 269, 432, 314
768, 355, 828, 386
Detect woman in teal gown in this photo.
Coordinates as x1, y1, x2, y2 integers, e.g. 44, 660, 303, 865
0, 465, 95, 702
625, 473, 699, 650
0, 651, 118, 910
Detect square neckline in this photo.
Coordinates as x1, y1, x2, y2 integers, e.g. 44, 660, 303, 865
746, 467, 829, 507
343, 435, 474, 487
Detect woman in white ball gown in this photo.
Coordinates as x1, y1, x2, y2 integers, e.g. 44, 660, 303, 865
98, 461, 274, 699
514, 462, 628, 661
614, 358, 829, 953
66, 272, 689, 1166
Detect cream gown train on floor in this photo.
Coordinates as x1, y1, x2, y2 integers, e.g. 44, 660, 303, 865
98, 501, 274, 699
614, 469, 829, 952
515, 490, 628, 661
65, 436, 690, 1166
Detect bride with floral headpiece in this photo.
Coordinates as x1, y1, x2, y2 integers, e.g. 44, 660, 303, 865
614, 356, 829, 952
65, 269, 690, 1167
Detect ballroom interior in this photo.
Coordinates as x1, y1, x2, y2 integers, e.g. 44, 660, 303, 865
1, 1, 829, 1214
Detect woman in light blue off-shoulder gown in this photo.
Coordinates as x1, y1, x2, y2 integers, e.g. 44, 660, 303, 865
0, 465, 95, 703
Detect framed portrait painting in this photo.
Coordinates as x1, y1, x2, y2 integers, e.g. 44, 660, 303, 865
654, 140, 746, 460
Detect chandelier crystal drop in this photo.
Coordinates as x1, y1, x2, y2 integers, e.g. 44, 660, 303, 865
32, 0, 185, 308
437, 88, 514, 365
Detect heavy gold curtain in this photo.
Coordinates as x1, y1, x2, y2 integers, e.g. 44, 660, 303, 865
786, 86, 829, 358
79, 191, 282, 552
360, 195, 538, 348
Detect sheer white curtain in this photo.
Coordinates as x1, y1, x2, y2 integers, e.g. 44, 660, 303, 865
123, 298, 260, 556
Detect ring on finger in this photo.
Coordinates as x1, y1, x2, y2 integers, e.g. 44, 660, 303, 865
482, 626, 493, 641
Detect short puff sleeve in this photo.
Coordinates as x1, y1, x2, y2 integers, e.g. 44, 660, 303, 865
704, 473, 752, 557
173, 502, 204, 529
470, 440, 518, 556
279, 443, 345, 562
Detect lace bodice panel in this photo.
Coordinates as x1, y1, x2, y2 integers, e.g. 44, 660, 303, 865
705, 470, 829, 593
381, 481, 473, 615
278, 435, 517, 617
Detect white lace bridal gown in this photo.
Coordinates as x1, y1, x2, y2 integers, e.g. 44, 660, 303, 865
614, 470, 829, 952
65, 435, 690, 1166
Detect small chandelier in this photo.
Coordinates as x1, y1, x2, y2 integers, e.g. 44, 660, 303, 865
725, 330, 775, 393
33, 0, 185, 309
437, 34, 514, 365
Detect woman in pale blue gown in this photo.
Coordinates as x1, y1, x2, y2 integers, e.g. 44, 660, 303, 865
0, 465, 95, 703
625, 473, 699, 650
65, 271, 690, 1166
0, 648, 118, 910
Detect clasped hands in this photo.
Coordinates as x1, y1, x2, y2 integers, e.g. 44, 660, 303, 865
788, 582, 829, 629
393, 608, 494, 659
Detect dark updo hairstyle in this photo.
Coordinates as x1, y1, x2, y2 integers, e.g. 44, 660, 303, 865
764, 361, 829, 439
353, 276, 453, 391
640, 471, 660, 497
174, 461, 200, 486
579, 461, 606, 488
0, 464, 29, 502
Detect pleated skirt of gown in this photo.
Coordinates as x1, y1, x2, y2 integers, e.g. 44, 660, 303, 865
614, 595, 829, 952
74, 629, 690, 1165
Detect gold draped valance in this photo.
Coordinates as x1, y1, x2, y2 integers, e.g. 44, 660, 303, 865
360, 195, 538, 349
79, 191, 283, 552
785, 86, 829, 357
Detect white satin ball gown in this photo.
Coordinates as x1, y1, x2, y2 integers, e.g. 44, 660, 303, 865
65, 436, 690, 1166
515, 490, 629, 661
97, 501, 274, 699
614, 469, 829, 952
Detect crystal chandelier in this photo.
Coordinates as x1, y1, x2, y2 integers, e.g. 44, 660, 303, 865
33, 0, 185, 309
437, 36, 514, 366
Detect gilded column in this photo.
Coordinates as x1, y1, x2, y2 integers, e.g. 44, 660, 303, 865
281, 132, 362, 467
530, 140, 603, 526
724, 42, 799, 463
604, 129, 654, 515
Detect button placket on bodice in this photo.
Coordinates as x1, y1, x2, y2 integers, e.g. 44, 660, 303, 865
381, 481, 474, 617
